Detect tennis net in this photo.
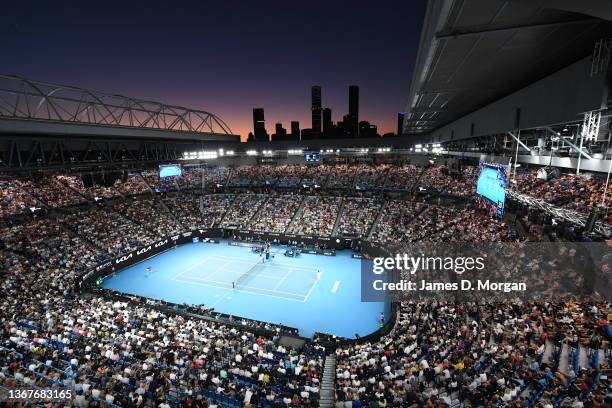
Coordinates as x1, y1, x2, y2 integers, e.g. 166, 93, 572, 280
234, 262, 264, 288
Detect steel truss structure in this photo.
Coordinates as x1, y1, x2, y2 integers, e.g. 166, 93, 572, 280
0, 75, 233, 135
506, 189, 610, 237
582, 111, 602, 142
0, 136, 201, 171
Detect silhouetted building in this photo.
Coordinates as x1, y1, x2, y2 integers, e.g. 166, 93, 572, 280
252, 108, 269, 142
382, 132, 395, 138
322, 108, 334, 138
348, 85, 359, 137
301, 128, 313, 140
290, 121, 300, 141
337, 115, 350, 138
311, 86, 322, 136
359, 121, 378, 138
272, 122, 287, 141
247, 132, 255, 142
397, 112, 405, 136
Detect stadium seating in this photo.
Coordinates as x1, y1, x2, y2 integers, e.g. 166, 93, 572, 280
0, 163, 610, 407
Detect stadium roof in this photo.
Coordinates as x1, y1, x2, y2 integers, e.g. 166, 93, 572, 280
404, 0, 612, 136
0, 75, 239, 142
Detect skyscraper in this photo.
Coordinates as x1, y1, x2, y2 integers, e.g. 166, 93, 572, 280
290, 121, 300, 141
311, 86, 322, 136
252, 108, 269, 142
397, 112, 405, 136
272, 122, 287, 141
322, 108, 333, 138
348, 85, 359, 137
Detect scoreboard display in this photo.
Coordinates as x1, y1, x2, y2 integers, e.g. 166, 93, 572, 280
476, 163, 507, 217
304, 152, 321, 163
159, 164, 182, 178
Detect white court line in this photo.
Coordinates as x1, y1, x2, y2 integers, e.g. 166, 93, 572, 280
175, 276, 307, 297
273, 268, 292, 291
208, 255, 317, 271
172, 257, 211, 280
174, 277, 305, 302
331, 280, 341, 293
173, 257, 233, 282
181, 272, 284, 282
302, 269, 322, 303
210, 288, 233, 308
208, 255, 258, 264
261, 263, 319, 271
199, 259, 238, 281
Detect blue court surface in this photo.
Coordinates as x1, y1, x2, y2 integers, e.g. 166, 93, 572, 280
101, 241, 387, 338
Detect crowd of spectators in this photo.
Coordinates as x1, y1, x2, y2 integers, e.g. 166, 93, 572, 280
409, 206, 471, 242
326, 165, 360, 189
371, 200, 518, 247
177, 167, 204, 189
200, 194, 236, 228
336, 198, 383, 238
141, 170, 180, 192
353, 164, 391, 189
228, 165, 306, 188
249, 194, 302, 233
228, 166, 257, 187
370, 200, 426, 245
287, 196, 342, 237
164, 194, 203, 229
57, 174, 121, 200
1, 216, 97, 279
57, 206, 157, 259
220, 194, 268, 229
3, 164, 609, 220
0, 178, 38, 218
384, 164, 421, 190
334, 300, 610, 407
202, 166, 231, 187
272, 165, 312, 188
0, 244, 326, 407
513, 170, 611, 219
0, 164, 610, 408
426, 208, 518, 243
26, 176, 89, 208
419, 165, 479, 197
113, 198, 183, 237
300, 165, 329, 187
114, 173, 150, 196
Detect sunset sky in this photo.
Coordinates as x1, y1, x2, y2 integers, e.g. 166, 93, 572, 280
2, 1, 426, 140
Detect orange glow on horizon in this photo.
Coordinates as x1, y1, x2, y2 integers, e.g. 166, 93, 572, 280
228, 116, 397, 142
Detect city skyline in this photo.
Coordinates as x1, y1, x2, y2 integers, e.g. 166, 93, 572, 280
1, 1, 427, 141
254, 84, 392, 142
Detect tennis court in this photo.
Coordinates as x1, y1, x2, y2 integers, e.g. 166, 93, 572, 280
101, 240, 387, 338
172, 255, 319, 301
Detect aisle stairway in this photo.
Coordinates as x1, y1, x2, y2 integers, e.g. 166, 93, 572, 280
331, 198, 345, 236
366, 199, 388, 240
319, 354, 336, 408
285, 195, 307, 233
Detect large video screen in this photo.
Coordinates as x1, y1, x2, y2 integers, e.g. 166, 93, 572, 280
476, 165, 507, 206
159, 164, 182, 178
304, 152, 321, 163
